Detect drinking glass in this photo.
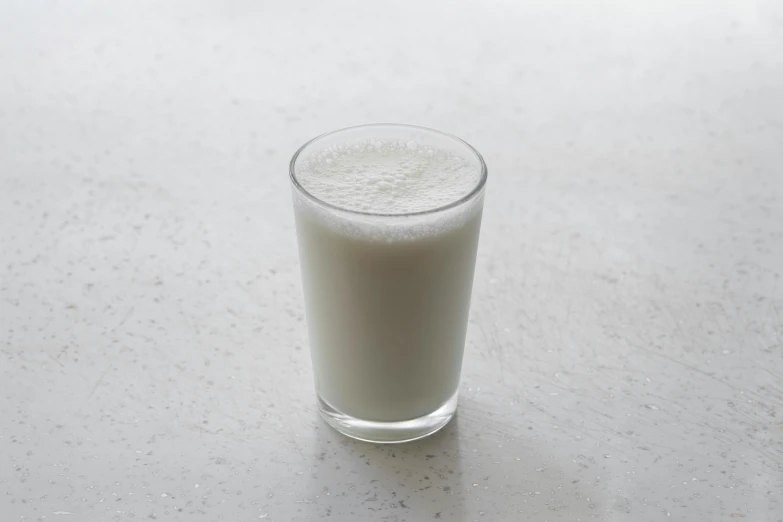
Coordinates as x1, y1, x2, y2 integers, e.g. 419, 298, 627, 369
290, 124, 487, 443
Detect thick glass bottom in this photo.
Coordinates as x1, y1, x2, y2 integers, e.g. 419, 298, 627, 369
317, 391, 458, 444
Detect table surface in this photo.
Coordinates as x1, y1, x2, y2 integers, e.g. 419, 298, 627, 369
2, 1, 782, 521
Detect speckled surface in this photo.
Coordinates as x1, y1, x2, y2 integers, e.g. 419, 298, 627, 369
1, 1, 782, 521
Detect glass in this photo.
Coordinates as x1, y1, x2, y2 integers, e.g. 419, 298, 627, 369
289, 124, 487, 443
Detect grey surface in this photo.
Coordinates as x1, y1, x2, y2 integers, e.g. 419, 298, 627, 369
1, 1, 782, 520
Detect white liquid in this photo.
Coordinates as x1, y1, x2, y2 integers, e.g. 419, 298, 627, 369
293, 138, 484, 422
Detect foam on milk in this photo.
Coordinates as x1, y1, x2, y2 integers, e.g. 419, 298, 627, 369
296, 139, 481, 215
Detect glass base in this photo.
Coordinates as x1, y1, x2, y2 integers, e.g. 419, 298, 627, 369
317, 392, 458, 444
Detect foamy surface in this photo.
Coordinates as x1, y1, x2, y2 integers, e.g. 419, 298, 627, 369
296, 139, 481, 214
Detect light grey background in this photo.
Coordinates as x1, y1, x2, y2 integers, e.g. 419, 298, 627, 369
1, 1, 782, 521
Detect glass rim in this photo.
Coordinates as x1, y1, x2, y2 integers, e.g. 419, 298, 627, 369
289, 123, 488, 218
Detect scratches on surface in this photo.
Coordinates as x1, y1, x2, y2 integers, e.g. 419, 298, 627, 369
76, 363, 113, 415
635, 342, 751, 396
86, 364, 112, 401
109, 305, 135, 333
48, 354, 65, 368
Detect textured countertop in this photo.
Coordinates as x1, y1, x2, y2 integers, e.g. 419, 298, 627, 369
2, 1, 782, 521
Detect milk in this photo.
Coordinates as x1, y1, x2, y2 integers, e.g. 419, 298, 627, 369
292, 135, 485, 423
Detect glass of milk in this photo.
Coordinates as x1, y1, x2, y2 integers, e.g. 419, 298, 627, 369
290, 124, 487, 443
